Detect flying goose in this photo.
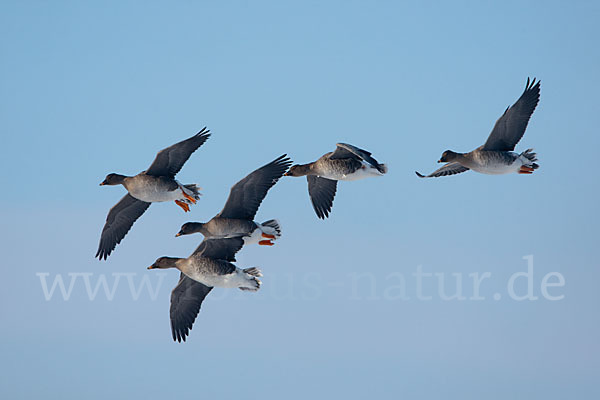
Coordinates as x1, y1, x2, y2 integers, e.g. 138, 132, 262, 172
96, 128, 210, 260
416, 78, 541, 178
148, 237, 261, 342
176, 155, 292, 246
284, 143, 387, 219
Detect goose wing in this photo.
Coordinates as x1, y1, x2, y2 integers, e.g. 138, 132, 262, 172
307, 175, 338, 219
96, 194, 151, 260
415, 162, 469, 178
218, 155, 292, 220
330, 143, 385, 173
146, 127, 211, 178
169, 273, 213, 342
482, 78, 540, 151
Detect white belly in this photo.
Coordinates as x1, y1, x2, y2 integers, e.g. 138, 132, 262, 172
192, 269, 250, 289
243, 227, 263, 245
469, 151, 527, 175
471, 161, 521, 175
130, 188, 180, 202
128, 181, 184, 202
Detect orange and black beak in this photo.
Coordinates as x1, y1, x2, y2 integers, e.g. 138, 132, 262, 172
175, 232, 182, 237
99, 180, 107, 186
147, 265, 156, 270
437, 159, 443, 163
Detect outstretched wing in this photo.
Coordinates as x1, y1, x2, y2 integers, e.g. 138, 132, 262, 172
307, 175, 338, 219
145, 127, 211, 178
96, 194, 151, 260
169, 273, 213, 342
415, 162, 469, 178
192, 237, 245, 261
330, 143, 385, 173
482, 78, 541, 151
218, 155, 292, 220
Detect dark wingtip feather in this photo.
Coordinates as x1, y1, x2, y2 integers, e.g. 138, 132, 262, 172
273, 154, 293, 167
525, 77, 541, 92
317, 203, 331, 219
196, 126, 211, 136
95, 248, 109, 260
415, 171, 426, 178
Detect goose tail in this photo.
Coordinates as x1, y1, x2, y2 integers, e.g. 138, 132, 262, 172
183, 184, 202, 201
520, 149, 539, 167
260, 219, 282, 238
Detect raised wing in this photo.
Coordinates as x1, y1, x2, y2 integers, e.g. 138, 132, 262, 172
307, 175, 338, 219
218, 155, 292, 220
96, 194, 151, 260
330, 143, 385, 173
192, 237, 244, 261
482, 78, 541, 151
145, 127, 211, 178
169, 273, 213, 342
415, 162, 469, 178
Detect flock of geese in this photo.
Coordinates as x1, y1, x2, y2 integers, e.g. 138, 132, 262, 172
96, 78, 541, 342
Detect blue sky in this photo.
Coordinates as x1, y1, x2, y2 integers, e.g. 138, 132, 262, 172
1, 1, 599, 399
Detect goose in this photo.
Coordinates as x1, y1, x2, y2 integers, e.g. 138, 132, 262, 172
176, 155, 291, 246
96, 128, 210, 260
284, 143, 387, 219
416, 78, 540, 178
148, 237, 261, 342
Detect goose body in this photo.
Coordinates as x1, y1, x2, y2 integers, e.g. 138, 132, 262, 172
175, 255, 260, 290
312, 157, 385, 181
198, 218, 258, 237
285, 143, 387, 219
454, 150, 537, 175
178, 219, 282, 245
123, 174, 199, 203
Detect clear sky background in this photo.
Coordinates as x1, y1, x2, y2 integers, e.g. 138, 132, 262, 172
1, 1, 599, 399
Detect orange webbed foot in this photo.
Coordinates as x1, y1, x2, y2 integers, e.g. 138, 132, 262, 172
181, 190, 197, 204
519, 166, 534, 174
175, 200, 190, 212
259, 240, 274, 246
261, 233, 276, 239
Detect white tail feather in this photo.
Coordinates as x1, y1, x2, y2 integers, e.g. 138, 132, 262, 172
260, 219, 281, 238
